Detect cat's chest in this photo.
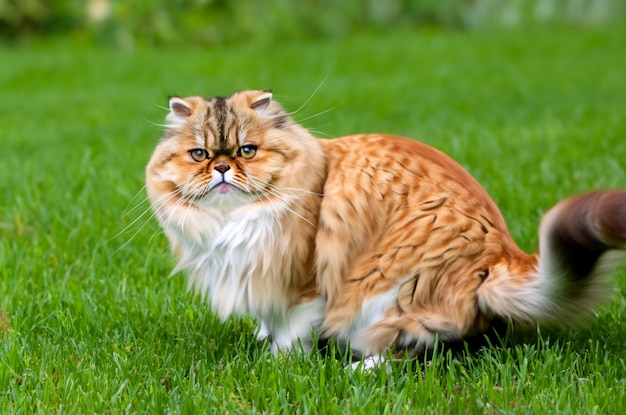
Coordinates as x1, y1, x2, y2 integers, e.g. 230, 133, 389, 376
179, 208, 291, 320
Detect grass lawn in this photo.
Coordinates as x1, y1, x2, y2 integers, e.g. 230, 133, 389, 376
1, 25, 626, 413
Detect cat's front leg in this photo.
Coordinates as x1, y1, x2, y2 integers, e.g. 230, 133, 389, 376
256, 322, 284, 356
256, 321, 270, 342
261, 298, 326, 354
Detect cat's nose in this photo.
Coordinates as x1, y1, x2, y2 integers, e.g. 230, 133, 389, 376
214, 163, 230, 174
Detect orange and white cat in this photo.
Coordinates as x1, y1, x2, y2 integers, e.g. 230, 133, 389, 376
146, 90, 626, 359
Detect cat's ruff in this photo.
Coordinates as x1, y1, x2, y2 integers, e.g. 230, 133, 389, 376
146, 90, 626, 359
170, 200, 326, 352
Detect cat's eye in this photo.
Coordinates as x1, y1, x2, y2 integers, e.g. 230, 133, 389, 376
189, 149, 209, 162
238, 145, 258, 160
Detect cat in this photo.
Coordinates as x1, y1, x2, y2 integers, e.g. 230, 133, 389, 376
146, 89, 626, 360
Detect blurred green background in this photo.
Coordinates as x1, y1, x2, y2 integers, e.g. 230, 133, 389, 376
2, 0, 625, 48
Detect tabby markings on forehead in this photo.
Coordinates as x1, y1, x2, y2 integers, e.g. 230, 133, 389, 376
212, 97, 230, 145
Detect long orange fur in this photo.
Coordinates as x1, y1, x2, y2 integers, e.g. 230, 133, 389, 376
146, 90, 626, 358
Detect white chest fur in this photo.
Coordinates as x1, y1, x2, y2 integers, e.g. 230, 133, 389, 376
162, 202, 325, 351
181, 206, 285, 318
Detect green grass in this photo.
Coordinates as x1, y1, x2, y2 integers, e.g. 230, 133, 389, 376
1, 26, 626, 413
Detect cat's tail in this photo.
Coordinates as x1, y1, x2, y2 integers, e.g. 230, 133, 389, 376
477, 190, 626, 326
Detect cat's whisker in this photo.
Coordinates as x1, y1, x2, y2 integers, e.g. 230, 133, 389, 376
158, 192, 190, 231
118, 201, 152, 226
275, 201, 315, 228
153, 102, 170, 111
248, 181, 316, 228
306, 122, 335, 138
294, 107, 335, 124
119, 184, 150, 219
246, 176, 293, 203
252, 183, 303, 205
287, 74, 329, 117
257, 192, 285, 233
166, 194, 196, 231
265, 183, 324, 197
100, 186, 163, 249
261, 106, 334, 134
112, 190, 188, 252
106, 205, 165, 254
245, 174, 322, 198
242, 178, 285, 232
246, 176, 297, 199
111, 218, 157, 253
179, 192, 201, 232
101, 192, 174, 252
307, 129, 332, 138
118, 203, 157, 237
148, 121, 180, 129
162, 189, 206, 240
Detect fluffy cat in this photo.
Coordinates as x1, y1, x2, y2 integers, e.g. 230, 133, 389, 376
146, 90, 626, 358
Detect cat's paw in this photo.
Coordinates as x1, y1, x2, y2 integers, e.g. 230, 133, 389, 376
268, 340, 280, 355
349, 355, 392, 373
256, 323, 270, 342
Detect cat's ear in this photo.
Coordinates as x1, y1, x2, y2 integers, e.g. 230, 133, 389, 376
250, 92, 273, 115
166, 97, 193, 127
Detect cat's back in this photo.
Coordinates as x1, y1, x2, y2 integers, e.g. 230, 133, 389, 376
318, 134, 508, 235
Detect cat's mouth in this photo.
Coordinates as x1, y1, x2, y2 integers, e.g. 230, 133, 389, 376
208, 180, 242, 196
215, 183, 233, 195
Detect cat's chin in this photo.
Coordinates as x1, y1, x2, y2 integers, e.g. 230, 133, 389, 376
197, 185, 257, 211
211, 182, 236, 195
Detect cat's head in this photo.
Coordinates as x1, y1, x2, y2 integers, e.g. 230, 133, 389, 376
146, 90, 325, 220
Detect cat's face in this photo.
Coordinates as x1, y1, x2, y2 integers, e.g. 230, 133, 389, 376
146, 90, 315, 213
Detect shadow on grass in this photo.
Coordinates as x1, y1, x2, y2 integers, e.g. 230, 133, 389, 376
312, 314, 626, 372
432, 316, 625, 362
119, 293, 624, 378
